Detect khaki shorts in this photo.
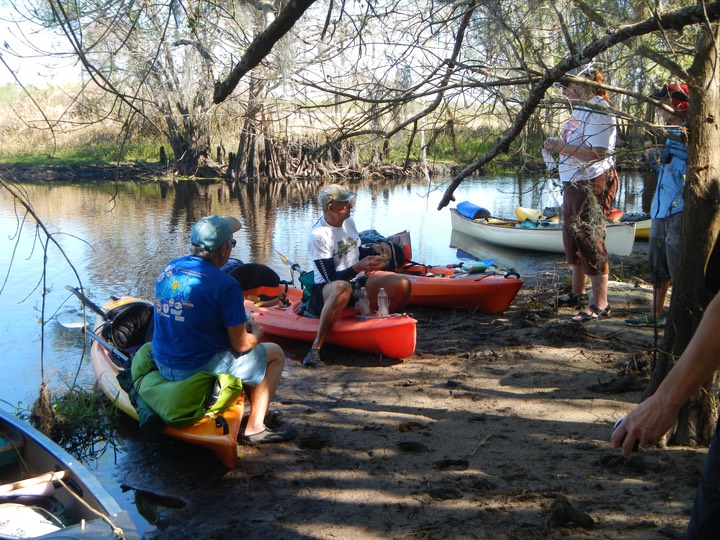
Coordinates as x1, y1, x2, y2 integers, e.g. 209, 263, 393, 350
648, 213, 682, 282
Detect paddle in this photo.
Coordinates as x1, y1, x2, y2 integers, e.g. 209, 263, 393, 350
65, 285, 107, 318
56, 312, 130, 364
275, 250, 304, 273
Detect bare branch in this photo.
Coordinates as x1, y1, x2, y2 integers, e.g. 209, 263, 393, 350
213, 0, 317, 104
437, 1, 720, 211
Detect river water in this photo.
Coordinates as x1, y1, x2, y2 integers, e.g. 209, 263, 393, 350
0, 171, 653, 533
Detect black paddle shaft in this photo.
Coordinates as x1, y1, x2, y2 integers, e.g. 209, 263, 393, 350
65, 285, 107, 318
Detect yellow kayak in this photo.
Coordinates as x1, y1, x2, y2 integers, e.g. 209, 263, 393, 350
89, 295, 245, 469
514, 206, 561, 223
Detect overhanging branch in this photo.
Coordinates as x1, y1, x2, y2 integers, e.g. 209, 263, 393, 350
213, 0, 317, 104
436, 1, 720, 211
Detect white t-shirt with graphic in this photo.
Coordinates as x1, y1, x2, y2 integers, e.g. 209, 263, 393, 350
558, 95, 617, 183
308, 216, 361, 285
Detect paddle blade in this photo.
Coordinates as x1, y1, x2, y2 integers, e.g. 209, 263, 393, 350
275, 250, 303, 272
275, 249, 292, 266
56, 312, 88, 329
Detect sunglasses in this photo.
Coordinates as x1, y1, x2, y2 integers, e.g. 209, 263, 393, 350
230, 239, 236, 248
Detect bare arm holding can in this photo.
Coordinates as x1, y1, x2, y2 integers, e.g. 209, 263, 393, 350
227, 315, 264, 353
611, 292, 720, 457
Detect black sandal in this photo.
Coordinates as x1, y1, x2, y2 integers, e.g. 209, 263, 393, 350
550, 293, 589, 308
571, 304, 612, 322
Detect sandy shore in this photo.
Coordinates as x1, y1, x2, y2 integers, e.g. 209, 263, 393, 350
112, 257, 703, 539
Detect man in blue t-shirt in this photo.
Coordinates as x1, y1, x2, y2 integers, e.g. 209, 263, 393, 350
625, 84, 689, 328
153, 214, 294, 444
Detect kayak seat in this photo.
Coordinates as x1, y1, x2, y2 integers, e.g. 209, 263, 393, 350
103, 302, 154, 366
228, 263, 281, 291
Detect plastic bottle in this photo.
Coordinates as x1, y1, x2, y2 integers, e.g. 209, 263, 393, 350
377, 287, 389, 317
465, 262, 486, 274
357, 287, 371, 316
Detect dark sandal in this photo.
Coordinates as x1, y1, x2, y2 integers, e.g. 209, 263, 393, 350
551, 292, 589, 308
302, 348, 322, 368
571, 309, 596, 322
571, 304, 611, 322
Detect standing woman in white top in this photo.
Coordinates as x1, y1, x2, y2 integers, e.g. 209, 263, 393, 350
543, 67, 618, 322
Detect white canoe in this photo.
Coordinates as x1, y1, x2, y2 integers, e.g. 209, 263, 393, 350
450, 208, 636, 256
0, 408, 138, 539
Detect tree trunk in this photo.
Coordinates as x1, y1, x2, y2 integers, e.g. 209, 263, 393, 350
165, 114, 212, 175
231, 76, 290, 181
643, 25, 720, 447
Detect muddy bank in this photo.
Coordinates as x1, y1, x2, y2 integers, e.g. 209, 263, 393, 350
112, 255, 701, 540
0, 160, 464, 184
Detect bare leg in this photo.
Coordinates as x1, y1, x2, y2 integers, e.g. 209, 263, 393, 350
365, 272, 412, 312
571, 264, 587, 296
652, 280, 671, 318
311, 281, 352, 351
590, 273, 609, 311
244, 343, 285, 436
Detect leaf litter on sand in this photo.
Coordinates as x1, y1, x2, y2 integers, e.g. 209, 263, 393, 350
115, 279, 702, 539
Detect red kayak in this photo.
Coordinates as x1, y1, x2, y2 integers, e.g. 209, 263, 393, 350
356, 229, 522, 312
395, 263, 523, 312
243, 286, 417, 358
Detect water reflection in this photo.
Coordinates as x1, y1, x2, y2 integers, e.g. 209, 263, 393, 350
1, 173, 652, 406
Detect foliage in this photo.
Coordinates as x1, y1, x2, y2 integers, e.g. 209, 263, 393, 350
3, 0, 712, 178
7, 384, 121, 467
609, 255, 654, 283
43, 386, 121, 466
6, 142, 163, 164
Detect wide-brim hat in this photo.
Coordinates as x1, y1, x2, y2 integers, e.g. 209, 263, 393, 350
190, 215, 242, 251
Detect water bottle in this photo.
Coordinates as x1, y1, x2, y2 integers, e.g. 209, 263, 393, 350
357, 287, 371, 316
377, 287, 389, 317
465, 262, 486, 274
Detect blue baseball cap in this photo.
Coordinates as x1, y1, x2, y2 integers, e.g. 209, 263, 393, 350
190, 215, 242, 251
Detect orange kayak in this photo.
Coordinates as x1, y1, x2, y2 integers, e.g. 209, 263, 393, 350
90, 296, 244, 469
244, 286, 417, 358
396, 263, 523, 312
